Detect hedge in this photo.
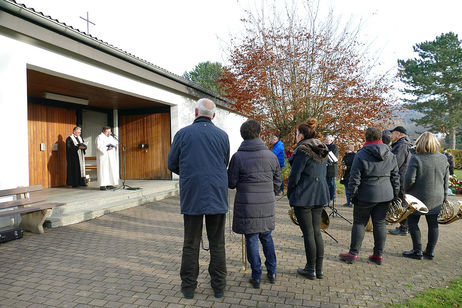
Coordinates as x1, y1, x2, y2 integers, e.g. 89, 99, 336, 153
446, 149, 462, 169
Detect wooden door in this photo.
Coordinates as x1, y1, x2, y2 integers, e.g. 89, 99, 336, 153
28, 103, 76, 188
119, 113, 171, 180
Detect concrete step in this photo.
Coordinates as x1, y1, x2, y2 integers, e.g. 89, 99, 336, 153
47, 186, 179, 228
36, 180, 180, 228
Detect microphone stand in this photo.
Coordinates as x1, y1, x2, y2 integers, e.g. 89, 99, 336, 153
111, 134, 141, 191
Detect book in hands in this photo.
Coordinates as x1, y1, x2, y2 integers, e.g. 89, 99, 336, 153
106, 144, 116, 150
77, 143, 87, 150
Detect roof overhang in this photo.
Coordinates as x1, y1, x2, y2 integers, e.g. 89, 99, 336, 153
0, 0, 233, 110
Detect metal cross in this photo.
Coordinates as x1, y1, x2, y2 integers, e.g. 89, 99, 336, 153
79, 11, 95, 34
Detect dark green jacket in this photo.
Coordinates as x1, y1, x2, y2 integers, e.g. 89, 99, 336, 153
287, 139, 330, 207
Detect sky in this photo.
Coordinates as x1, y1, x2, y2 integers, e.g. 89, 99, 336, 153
16, 0, 462, 77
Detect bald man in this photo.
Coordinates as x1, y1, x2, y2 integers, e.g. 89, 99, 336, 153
168, 98, 230, 299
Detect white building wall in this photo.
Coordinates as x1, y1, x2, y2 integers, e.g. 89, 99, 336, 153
0, 40, 29, 190
0, 33, 246, 189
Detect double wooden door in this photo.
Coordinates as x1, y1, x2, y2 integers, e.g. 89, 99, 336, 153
28, 103, 76, 188
119, 113, 171, 180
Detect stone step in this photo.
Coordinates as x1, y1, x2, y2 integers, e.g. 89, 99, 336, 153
46, 186, 179, 228
30, 180, 180, 228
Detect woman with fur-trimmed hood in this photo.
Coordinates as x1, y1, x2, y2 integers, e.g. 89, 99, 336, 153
287, 119, 330, 280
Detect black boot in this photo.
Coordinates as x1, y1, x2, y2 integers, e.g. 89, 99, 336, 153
402, 249, 423, 260
423, 245, 435, 260
297, 265, 315, 280
315, 257, 324, 279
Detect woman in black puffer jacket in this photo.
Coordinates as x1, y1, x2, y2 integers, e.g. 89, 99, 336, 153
287, 119, 330, 280
228, 120, 282, 288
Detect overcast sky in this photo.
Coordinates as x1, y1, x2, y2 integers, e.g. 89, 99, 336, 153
18, 0, 462, 77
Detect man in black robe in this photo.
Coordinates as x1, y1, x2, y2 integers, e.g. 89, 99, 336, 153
66, 126, 87, 187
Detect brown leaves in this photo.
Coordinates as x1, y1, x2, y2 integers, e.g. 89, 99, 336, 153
219, 2, 396, 158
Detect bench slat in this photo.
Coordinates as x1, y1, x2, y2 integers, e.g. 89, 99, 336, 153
0, 202, 65, 218
0, 185, 43, 197
0, 196, 47, 210
0, 207, 43, 217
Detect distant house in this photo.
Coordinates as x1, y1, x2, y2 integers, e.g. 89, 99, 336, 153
0, 0, 246, 191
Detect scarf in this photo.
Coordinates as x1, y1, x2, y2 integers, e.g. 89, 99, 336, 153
70, 134, 86, 178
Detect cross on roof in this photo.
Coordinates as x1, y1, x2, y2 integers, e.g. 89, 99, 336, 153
79, 11, 95, 34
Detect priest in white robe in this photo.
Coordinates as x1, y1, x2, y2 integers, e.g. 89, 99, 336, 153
95, 126, 119, 190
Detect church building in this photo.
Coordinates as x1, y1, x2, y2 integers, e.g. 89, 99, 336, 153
0, 0, 246, 193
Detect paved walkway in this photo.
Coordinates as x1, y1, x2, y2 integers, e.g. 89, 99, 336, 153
1, 193, 461, 308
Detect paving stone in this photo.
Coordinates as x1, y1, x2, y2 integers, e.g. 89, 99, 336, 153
0, 193, 461, 307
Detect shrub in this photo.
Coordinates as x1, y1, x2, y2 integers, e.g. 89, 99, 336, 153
446, 149, 462, 169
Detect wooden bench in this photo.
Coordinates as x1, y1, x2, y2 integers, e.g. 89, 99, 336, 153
85, 156, 97, 172
0, 185, 65, 234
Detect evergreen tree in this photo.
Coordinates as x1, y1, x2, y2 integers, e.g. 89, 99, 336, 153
398, 32, 462, 149
182, 61, 224, 95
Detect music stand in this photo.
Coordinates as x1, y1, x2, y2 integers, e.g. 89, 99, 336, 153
326, 199, 351, 224
111, 134, 141, 191
321, 229, 338, 243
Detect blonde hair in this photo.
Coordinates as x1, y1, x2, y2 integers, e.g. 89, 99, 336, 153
415, 132, 440, 154
346, 144, 355, 152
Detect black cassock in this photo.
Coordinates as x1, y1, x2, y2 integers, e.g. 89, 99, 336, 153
66, 136, 86, 187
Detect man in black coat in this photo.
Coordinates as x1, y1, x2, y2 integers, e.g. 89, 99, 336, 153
66, 126, 87, 187
228, 120, 282, 288
388, 126, 412, 236
325, 135, 339, 203
168, 98, 230, 300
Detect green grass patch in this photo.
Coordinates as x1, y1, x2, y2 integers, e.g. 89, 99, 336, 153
336, 179, 345, 195
454, 169, 462, 179
389, 277, 462, 307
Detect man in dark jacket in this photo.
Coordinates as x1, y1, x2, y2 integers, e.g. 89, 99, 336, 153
325, 135, 339, 203
168, 98, 230, 300
388, 126, 412, 236
228, 120, 282, 289
339, 127, 400, 264
443, 148, 455, 175
271, 135, 285, 194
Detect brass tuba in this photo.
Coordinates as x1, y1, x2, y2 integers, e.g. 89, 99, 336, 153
386, 194, 429, 224
288, 207, 330, 230
437, 200, 462, 224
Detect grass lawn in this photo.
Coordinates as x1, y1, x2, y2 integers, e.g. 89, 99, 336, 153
389, 277, 462, 307
454, 169, 462, 179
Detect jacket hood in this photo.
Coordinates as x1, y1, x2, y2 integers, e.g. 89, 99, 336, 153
238, 138, 269, 152
295, 138, 329, 162
362, 143, 392, 161
392, 135, 411, 146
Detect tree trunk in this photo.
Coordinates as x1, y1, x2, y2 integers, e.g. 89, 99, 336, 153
449, 127, 456, 149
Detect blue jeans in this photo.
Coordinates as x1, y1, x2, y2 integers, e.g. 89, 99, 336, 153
245, 231, 277, 280
326, 177, 336, 201
280, 164, 284, 192
344, 184, 351, 204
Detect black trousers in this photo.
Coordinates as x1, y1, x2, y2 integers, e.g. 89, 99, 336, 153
350, 201, 389, 257
407, 213, 439, 254
294, 206, 324, 269
180, 214, 227, 292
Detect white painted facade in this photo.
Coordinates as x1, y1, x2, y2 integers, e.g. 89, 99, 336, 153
0, 32, 246, 191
